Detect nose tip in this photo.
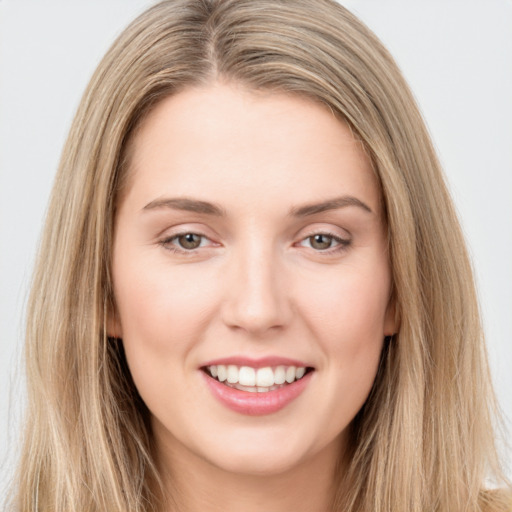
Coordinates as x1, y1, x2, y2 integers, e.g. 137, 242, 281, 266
221, 252, 291, 336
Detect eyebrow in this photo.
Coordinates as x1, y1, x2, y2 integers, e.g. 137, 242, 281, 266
289, 196, 373, 216
142, 197, 226, 216
142, 195, 372, 217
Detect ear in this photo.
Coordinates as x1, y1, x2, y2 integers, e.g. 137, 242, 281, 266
383, 294, 399, 336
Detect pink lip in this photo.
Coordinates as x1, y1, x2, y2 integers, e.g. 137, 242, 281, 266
201, 356, 311, 369
201, 370, 313, 416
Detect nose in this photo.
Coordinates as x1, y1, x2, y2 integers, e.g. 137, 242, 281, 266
221, 240, 292, 336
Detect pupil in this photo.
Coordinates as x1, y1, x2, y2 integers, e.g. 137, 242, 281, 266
311, 234, 331, 250
179, 233, 201, 249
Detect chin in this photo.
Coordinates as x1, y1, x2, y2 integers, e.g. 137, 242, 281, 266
197, 428, 324, 477
209, 448, 307, 477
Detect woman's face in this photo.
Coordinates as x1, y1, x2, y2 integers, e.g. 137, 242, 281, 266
111, 82, 396, 476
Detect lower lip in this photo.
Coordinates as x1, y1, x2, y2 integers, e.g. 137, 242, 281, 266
202, 371, 313, 416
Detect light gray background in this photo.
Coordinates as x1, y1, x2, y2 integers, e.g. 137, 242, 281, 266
1, 0, 511, 492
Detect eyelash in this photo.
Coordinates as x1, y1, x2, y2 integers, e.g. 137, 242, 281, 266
298, 231, 351, 254
159, 232, 213, 256
159, 230, 351, 257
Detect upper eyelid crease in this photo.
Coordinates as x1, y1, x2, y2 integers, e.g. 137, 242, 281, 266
160, 231, 351, 255
299, 232, 350, 248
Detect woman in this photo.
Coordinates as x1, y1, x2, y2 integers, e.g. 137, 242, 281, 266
9, 0, 511, 510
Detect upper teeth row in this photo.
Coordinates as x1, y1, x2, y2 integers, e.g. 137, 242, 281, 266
208, 365, 306, 387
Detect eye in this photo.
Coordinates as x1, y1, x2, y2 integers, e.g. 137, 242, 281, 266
308, 234, 336, 250
160, 232, 212, 253
298, 232, 350, 253
175, 233, 203, 250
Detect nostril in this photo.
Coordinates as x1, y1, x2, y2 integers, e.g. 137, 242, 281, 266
220, 270, 292, 334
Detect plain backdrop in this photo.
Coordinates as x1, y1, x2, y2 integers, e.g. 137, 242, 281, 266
1, 0, 511, 491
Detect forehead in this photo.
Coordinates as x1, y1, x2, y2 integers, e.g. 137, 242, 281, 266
121, 81, 381, 217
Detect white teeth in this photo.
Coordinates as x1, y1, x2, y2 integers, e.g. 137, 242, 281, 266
235, 383, 259, 392
206, 364, 309, 388
274, 366, 286, 385
256, 367, 274, 387
227, 365, 238, 383
238, 366, 256, 386
217, 365, 227, 382
285, 366, 296, 383
227, 382, 281, 393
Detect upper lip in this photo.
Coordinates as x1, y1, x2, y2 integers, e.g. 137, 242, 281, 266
201, 356, 314, 369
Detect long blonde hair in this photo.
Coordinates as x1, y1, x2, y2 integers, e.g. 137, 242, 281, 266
11, 0, 511, 510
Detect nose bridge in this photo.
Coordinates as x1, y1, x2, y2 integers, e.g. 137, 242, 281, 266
222, 234, 290, 335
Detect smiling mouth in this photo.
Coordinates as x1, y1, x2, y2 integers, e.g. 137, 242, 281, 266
202, 364, 315, 393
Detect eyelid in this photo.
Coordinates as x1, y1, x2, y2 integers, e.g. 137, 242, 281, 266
158, 228, 219, 255
294, 225, 352, 256
157, 224, 352, 256
296, 223, 351, 241
298, 232, 350, 250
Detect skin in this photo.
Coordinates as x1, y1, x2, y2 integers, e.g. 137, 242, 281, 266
111, 81, 396, 511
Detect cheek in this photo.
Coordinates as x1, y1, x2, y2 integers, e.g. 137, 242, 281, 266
295, 258, 390, 411
113, 253, 219, 354
112, 256, 217, 416
299, 260, 391, 349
